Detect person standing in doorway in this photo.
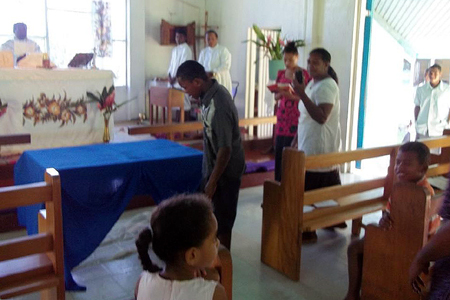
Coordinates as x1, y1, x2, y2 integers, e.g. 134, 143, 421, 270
414, 64, 450, 139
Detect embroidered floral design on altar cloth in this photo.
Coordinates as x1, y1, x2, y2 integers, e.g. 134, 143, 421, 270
23, 93, 88, 127
0, 99, 7, 118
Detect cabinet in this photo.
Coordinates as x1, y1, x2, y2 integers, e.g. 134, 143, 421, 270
160, 19, 196, 59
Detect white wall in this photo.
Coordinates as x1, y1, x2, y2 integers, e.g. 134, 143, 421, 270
140, 0, 358, 148
145, 0, 206, 78
213, 0, 356, 147
214, 0, 308, 117
315, 0, 356, 150
115, 0, 146, 122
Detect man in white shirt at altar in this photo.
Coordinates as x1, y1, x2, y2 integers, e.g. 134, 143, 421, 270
167, 28, 193, 119
1, 23, 41, 65
198, 30, 232, 94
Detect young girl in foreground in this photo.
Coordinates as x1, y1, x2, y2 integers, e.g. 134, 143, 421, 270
135, 194, 227, 300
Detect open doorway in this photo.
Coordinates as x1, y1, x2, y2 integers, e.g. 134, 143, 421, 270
357, 0, 450, 175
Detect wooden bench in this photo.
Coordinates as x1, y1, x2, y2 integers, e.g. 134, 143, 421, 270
0, 168, 64, 299
261, 135, 450, 281
361, 182, 440, 300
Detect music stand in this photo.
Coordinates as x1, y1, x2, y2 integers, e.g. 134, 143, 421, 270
68, 53, 93, 68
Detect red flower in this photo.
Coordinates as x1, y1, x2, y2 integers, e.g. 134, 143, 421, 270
0, 106, 6, 117
105, 90, 116, 108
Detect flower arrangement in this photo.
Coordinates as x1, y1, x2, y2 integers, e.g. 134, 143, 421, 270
86, 85, 131, 142
0, 99, 7, 118
87, 86, 131, 120
22, 93, 87, 126
249, 24, 305, 60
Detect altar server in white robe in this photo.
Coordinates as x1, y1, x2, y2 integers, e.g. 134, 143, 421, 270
198, 30, 232, 94
1, 23, 41, 65
167, 28, 193, 113
168, 28, 193, 84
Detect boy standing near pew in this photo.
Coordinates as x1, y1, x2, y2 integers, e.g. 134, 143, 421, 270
176, 60, 245, 250
344, 142, 440, 300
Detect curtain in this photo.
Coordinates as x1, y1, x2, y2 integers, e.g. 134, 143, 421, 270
93, 1, 112, 57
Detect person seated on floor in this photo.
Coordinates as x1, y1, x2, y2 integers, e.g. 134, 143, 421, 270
1, 23, 41, 65
134, 193, 227, 300
344, 141, 441, 300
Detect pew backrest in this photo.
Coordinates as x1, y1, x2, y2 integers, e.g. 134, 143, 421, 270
0, 168, 65, 299
261, 134, 450, 281
361, 182, 432, 300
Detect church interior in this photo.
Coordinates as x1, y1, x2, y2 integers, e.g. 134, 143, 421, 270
1, 0, 450, 299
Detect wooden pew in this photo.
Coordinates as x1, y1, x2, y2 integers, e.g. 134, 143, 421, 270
261, 135, 450, 281
361, 182, 437, 300
0, 168, 64, 299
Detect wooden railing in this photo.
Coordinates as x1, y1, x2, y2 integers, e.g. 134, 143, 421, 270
127, 116, 277, 139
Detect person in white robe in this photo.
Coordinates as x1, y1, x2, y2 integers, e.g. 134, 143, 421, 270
198, 30, 232, 94
1, 23, 41, 65
168, 28, 193, 84
167, 28, 193, 113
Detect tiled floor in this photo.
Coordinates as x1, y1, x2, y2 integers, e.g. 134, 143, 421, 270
2, 184, 382, 300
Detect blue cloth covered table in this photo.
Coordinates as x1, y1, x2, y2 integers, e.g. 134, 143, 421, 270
14, 140, 203, 290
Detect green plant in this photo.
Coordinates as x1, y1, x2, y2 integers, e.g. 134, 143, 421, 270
247, 24, 305, 60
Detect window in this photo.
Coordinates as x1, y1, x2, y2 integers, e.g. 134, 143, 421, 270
0, 0, 127, 86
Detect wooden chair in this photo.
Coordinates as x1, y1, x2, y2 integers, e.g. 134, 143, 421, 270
361, 182, 436, 300
214, 245, 233, 300
0, 168, 65, 299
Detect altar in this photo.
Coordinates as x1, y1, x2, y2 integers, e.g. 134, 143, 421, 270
0, 68, 114, 155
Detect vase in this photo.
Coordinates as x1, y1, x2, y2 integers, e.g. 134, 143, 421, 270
268, 59, 285, 81
103, 115, 110, 143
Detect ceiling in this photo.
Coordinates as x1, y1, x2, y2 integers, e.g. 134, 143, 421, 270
373, 0, 450, 57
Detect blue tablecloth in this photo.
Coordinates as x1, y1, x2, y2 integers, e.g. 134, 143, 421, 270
14, 140, 203, 290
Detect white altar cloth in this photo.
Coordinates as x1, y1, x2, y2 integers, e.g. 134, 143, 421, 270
0, 68, 114, 155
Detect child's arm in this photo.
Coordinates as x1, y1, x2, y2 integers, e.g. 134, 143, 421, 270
429, 194, 444, 218
212, 283, 228, 300
378, 210, 393, 229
